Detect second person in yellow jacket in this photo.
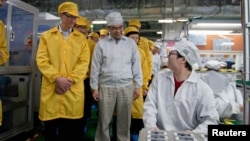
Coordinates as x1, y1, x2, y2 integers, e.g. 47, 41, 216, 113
124, 26, 149, 140
128, 19, 152, 99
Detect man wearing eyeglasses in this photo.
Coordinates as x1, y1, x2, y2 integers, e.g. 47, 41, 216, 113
143, 39, 219, 135
36, 2, 90, 141
0, 0, 9, 65
90, 12, 142, 141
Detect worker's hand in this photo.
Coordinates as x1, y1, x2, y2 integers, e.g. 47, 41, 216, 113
55, 86, 66, 94
55, 77, 73, 94
92, 90, 99, 101
133, 88, 140, 100
149, 127, 159, 131
239, 104, 244, 112
143, 89, 148, 97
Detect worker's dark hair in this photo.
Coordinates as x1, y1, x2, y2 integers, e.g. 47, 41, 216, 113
176, 51, 192, 71
125, 31, 139, 37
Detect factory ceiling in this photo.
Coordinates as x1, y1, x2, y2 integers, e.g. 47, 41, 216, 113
20, 0, 242, 40
21, 0, 241, 20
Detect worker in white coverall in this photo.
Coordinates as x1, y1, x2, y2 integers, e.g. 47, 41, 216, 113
143, 40, 219, 135
200, 60, 243, 120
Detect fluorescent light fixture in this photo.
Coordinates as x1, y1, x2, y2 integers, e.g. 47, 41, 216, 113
158, 19, 175, 23
92, 20, 107, 24
157, 31, 163, 34
195, 23, 241, 27
189, 30, 234, 34
176, 18, 189, 22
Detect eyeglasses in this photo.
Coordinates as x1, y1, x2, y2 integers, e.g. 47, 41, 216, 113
63, 13, 77, 20
109, 26, 123, 31
168, 52, 178, 57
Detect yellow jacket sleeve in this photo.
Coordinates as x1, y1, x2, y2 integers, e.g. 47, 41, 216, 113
138, 48, 149, 91
0, 21, 9, 65
139, 37, 152, 83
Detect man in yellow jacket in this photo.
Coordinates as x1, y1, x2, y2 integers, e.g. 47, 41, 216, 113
0, 0, 9, 66
74, 15, 99, 134
36, 2, 90, 141
123, 26, 149, 141
128, 19, 152, 99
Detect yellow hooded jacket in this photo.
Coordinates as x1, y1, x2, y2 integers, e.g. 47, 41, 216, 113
0, 21, 9, 65
36, 26, 90, 121
85, 37, 96, 79
131, 47, 149, 119
138, 37, 152, 87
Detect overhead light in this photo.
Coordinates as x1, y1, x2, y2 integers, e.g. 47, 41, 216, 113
92, 20, 107, 24
195, 23, 241, 27
176, 18, 189, 22
189, 30, 234, 34
158, 19, 175, 23
157, 31, 163, 34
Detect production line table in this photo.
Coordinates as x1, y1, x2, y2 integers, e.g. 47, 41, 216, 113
138, 128, 207, 141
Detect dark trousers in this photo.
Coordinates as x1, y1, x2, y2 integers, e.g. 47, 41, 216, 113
83, 78, 97, 127
43, 118, 84, 141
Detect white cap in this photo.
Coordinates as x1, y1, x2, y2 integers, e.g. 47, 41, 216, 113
171, 40, 201, 66
205, 60, 221, 70
154, 41, 161, 49
105, 12, 123, 26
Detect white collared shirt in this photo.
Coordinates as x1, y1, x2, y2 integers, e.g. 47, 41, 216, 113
58, 24, 72, 38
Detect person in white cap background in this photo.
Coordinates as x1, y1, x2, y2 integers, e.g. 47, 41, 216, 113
36, 2, 90, 140
0, 0, 9, 65
149, 41, 162, 85
200, 60, 243, 121
143, 39, 219, 135
90, 12, 142, 141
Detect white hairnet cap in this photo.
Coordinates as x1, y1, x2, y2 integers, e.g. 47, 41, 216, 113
171, 40, 201, 66
205, 60, 221, 70
154, 41, 161, 49
105, 12, 123, 26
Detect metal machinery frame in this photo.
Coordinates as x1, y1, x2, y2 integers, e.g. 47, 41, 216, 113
242, 0, 250, 125
0, 0, 38, 140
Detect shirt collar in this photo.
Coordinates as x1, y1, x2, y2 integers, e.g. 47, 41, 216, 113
107, 34, 126, 41
58, 24, 73, 34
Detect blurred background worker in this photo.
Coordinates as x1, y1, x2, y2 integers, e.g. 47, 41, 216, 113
36, 2, 90, 141
74, 15, 98, 136
74, 16, 89, 36
128, 19, 152, 99
0, 0, 9, 65
99, 28, 108, 39
90, 12, 142, 141
88, 32, 99, 43
143, 40, 219, 135
123, 26, 149, 141
201, 60, 244, 121
149, 41, 162, 85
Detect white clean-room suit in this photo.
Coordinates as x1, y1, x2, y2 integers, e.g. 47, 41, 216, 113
143, 69, 219, 135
